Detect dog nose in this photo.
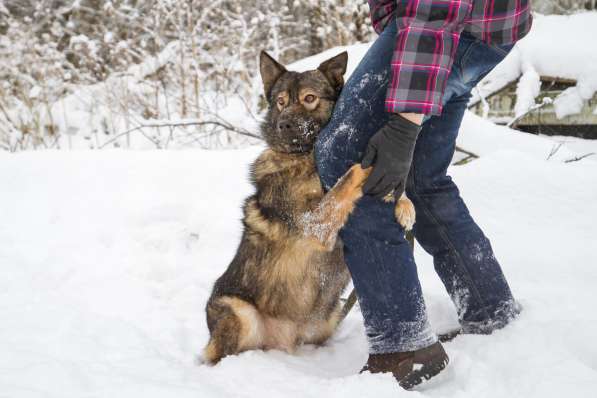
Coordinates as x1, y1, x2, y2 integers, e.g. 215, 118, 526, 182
277, 121, 292, 131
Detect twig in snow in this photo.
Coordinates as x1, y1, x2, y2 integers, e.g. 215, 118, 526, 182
453, 145, 480, 166
564, 152, 595, 163
547, 142, 564, 161
455, 145, 479, 159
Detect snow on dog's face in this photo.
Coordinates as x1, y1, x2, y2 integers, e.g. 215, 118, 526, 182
259, 51, 347, 154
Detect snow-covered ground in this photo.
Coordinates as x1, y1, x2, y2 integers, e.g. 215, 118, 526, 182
2, 112, 597, 397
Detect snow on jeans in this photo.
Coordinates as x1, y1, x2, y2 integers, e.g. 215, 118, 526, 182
314, 24, 521, 354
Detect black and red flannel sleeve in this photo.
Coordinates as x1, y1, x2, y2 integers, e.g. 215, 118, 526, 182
386, 0, 472, 115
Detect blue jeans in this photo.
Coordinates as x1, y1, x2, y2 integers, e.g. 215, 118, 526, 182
315, 24, 520, 354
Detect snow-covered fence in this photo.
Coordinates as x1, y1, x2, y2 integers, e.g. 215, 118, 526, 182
468, 13, 597, 138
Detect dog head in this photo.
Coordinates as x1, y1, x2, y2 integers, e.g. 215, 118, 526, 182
259, 51, 348, 154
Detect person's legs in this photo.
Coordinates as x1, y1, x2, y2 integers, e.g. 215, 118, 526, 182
315, 23, 436, 353
317, 28, 520, 353
407, 37, 521, 333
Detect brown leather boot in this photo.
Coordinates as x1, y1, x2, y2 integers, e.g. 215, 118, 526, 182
361, 342, 449, 389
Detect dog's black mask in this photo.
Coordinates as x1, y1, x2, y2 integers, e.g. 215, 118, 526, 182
259, 51, 348, 154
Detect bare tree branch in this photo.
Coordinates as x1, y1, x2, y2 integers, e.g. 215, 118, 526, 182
99, 119, 261, 149
508, 97, 553, 128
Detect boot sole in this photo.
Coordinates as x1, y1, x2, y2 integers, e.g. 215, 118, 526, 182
399, 356, 449, 390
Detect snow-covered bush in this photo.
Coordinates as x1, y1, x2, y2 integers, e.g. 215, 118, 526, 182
0, 0, 373, 151
533, 0, 596, 14
0, 14, 73, 150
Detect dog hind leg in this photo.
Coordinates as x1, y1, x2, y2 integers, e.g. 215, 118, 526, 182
299, 304, 342, 346
203, 296, 265, 364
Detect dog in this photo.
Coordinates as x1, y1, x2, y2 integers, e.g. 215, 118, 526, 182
202, 51, 416, 364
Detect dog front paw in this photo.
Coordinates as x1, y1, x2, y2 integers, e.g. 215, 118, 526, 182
395, 194, 416, 231
346, 164, 372, 190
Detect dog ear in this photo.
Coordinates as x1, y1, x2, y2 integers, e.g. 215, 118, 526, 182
260, 51, 287, 99
317, 51, 348, 93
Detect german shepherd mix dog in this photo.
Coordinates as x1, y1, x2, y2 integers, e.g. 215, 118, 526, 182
203, 51, 416, 364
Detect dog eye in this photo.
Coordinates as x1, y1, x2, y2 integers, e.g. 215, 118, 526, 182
304, 94, 316, 103
277, 97, 285, 106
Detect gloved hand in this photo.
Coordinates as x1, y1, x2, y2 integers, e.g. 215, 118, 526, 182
361, 113, 422, 199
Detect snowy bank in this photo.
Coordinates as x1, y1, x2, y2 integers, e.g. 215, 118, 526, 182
2, 118, 597, 396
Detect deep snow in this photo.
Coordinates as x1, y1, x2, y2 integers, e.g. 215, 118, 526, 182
2, 114, 597, 397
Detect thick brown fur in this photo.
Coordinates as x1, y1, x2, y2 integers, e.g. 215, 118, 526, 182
203, 51, 415, 364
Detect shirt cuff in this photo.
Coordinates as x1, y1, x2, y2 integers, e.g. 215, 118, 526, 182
384, 99, 443, 116
384, 64, 451, 116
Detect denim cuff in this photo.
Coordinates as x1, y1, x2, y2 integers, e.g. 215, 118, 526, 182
461, 300, 522, 334
365, 318, 438, 354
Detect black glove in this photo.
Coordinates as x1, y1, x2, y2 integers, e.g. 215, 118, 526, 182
361, 113, 422, 199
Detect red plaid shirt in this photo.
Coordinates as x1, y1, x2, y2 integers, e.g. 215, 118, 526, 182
368, 0, 532, 115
